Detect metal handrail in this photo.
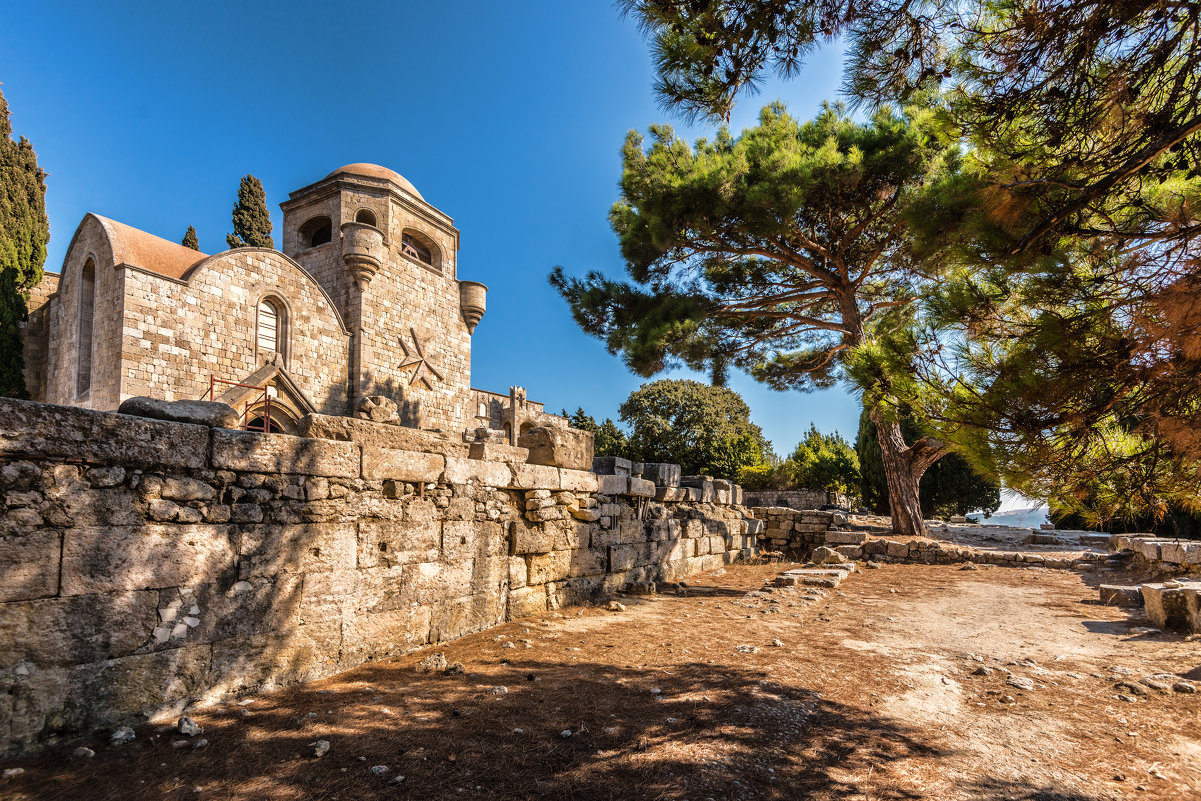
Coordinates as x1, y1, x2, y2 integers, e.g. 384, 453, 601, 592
209, 375, 273, 433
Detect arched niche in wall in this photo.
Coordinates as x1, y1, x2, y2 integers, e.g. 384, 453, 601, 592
298, 215, 333, 248
400, 229, 440, 272
76, 257, 96, 397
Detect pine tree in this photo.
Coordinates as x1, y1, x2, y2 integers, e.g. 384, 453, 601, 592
552, 103, 957, 535
181, 225, 200, 250
225, 175, 273, 249
0, 86, 49, 399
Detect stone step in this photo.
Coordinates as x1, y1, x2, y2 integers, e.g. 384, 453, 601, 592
773, 566, 852, 589
1141, 581, 1201, 634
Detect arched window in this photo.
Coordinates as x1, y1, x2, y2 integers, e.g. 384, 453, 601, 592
401, 232, 435, 267
477, 401, 488, 417
256, 297, 284, 362
76, 259, 95, 397
299, 216, 332, 248
355, 209, 377, 227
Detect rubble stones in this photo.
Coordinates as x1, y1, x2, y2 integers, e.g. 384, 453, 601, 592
356, 395, 399, 424
109, 726, 136, 746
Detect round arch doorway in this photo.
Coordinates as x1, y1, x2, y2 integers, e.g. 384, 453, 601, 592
244, 403, 299, 435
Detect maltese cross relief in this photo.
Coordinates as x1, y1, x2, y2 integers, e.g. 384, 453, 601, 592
397, 326, 444, 390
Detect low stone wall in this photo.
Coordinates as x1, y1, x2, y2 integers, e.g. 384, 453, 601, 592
1113, 534, 1201, 572
742, 490, 854, 512
0, 398, 756, 754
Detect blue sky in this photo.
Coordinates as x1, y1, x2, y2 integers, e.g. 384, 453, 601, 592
1, 0, 859, 454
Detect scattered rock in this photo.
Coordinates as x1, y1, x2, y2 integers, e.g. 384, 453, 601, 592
1117, 694, 1140, 703
446, 662, 466, 675
512, 728, 524, 735
972, 666, 994, 676
1006, 675, 1035, 691
311, 739, 331, 758
607, 601, 626, 612
109, 726, 136, 746
864, 561, 882, 569
192, 738, 208, 750
811, 546, 841, 565
1173, 680, 1197, 694
73, 747, 96, 759
389, 776, 406, 785
489, 686, 508, 695
501, 641, 516, 649
1116, 680, 1149, 697
369, 765, 389, 776
3, 768, 25, 778
177, 716, 202, 737
356, 395, 399, 424
1139, 678, 1172, 693
417, 653, 448, 672
771, 638, 785, 647
560, 729, 572, 738
960, 563, 979, 571
735, 645, 760, 654
172, 739, 190, 749
999, 694, 1016, 704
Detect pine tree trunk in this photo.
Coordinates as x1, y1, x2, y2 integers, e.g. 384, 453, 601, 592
872, 412, 927, 538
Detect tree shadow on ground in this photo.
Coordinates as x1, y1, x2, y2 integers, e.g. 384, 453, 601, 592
7, 658, 948, 801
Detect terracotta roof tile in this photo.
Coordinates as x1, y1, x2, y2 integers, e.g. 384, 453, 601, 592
93, 215, 209, 280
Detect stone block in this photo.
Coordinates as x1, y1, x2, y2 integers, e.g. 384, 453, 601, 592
358, 520, 440, 568
442, 520, 506, 561
430, 593, 504, 642
654, 487, 689, 502
823, 530, 866, 545
510, 462, 561, 490
208, 624, 339, 698
211, 429, 359, 478
297, 414, 470, 458
592, 456, 632, 476
628, 478, 656, 498
61, 525, 235, 596
527, 550, 573, 584
833, 545, 862, 560
361, 447, 445, 482
511, 521, 555, 555
640, 463, 681, 488
559, 469, 599, 493
680, 477, 715, 503
0, 531, 61, 602
238, 523, 356, 577
598, 475, 628, 495
443, 457, 512, 487
0, 397, 208, 470
518, 426, 594, 471
883, 540, 909, 558
508, 585, 548, 618
0, 591, 159, 667
117, 396, 239, 429
1141, 582, 1201, 634
609, 543, 638, 572
468, 442, 530, 463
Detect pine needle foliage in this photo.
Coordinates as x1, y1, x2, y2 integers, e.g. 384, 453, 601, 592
0, 86, 49, 398
226, 175, 273, 249
551, 102, 959, 535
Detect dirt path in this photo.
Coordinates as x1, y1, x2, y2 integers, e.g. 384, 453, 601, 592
3, 563, 1198, 801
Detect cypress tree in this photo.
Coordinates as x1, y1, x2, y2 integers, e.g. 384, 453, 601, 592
0, 86, 49, 398
181, 225, 200, 250
225, 175, 273, 249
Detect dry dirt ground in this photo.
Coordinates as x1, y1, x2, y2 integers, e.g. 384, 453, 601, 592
3, 562, 1199, 801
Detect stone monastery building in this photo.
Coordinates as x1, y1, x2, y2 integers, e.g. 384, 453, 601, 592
22, 163, 557, 439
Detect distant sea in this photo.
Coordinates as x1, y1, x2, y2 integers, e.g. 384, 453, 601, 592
979, 506, 1050, 528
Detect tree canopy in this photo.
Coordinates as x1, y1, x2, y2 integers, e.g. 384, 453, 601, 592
181, 225, 200, 251
552, 101, 957, 534
0, 86, 49, 399
616, 379, 769, 480
226, 175, 273, 249
787, 425, 860, 495
562, 407, 630, 459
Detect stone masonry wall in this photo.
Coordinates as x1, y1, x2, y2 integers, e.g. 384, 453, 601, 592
0, 398, 756, 754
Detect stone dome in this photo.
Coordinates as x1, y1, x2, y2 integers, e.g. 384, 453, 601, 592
326, 163, 423, 200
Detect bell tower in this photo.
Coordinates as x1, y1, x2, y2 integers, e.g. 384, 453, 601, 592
280, 164, 485, 431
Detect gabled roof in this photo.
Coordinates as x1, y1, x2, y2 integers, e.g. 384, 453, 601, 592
92, 214, 209, 280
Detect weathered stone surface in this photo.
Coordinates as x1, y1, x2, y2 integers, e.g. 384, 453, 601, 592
355, 395, 399, 423
469, 442, 530, 463
823, 530, 866, 545
358, 520, 440, 569
519, 425, 594, 471
0, 398, 208, 469
1099, 585, 1144, 607
297, 414, 469, 458
510, 463, 561, 490
640, 463, 681, 488
1141, 582, 1201, 634
559, 469, 599, 493
592, 456, 632, 476
443, 457, 512, 487
117, 396, 239, 429
0, 592, 159, 667
238, 524, 356, 578
681, 476, 715, 503
211, 429, 359, 477
61, 525, 236, 596
361, 447, 445, 482
628, 478, 656, 498
0, 531, 61, 602
598, 475, 628, 495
